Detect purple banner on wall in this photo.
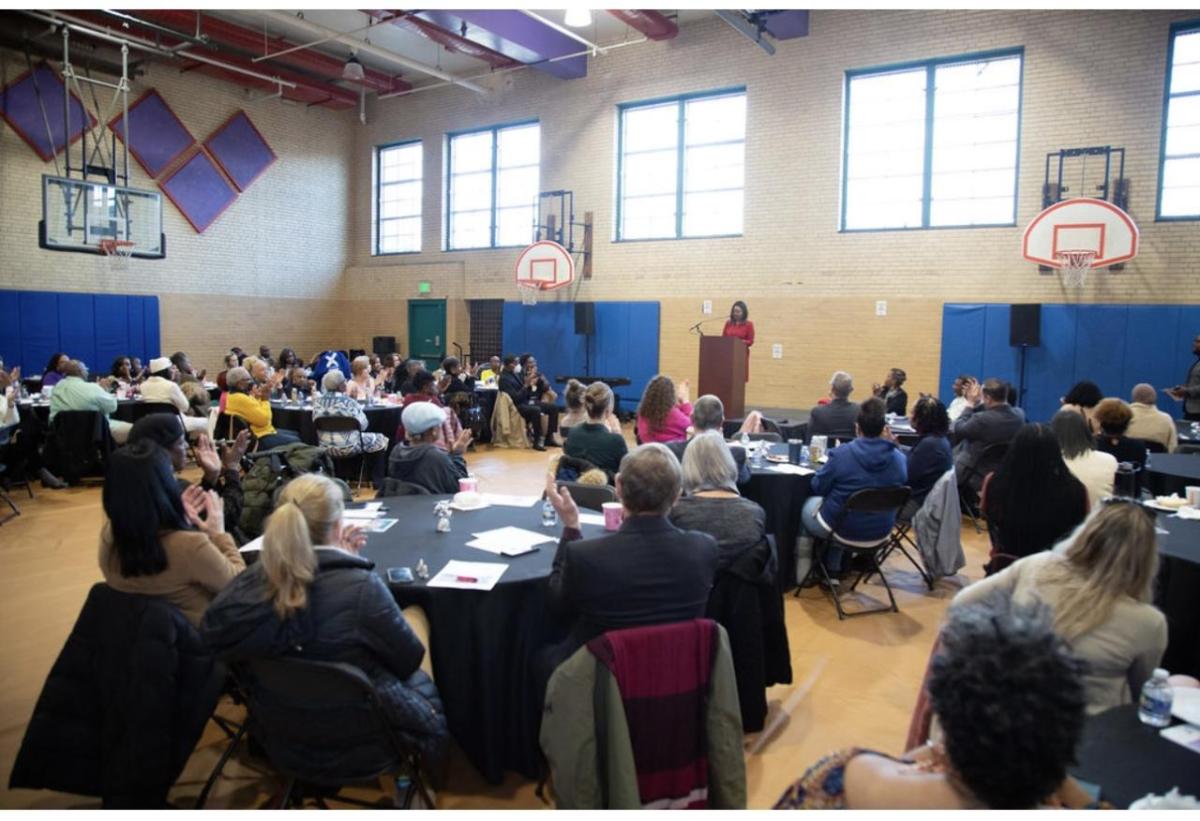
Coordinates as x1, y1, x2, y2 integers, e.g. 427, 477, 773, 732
108, 89, 196, 178
158, 149, 237, 233
204, 110, 276, 192
0, 63, 96, 161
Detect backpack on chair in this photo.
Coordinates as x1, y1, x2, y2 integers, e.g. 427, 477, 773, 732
239, 443, 351, 539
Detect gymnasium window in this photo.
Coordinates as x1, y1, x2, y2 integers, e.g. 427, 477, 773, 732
1159, 21, 1200, 220
446, 121, 540, 250
842, 50, 1023, 231
616, 88, 746, 240
375, 141, 422, 254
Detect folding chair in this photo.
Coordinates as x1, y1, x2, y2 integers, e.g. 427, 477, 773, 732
555, 480, 616, 512
870, 502, 933, 591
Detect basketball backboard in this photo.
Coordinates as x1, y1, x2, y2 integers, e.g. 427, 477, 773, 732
40, 174, 165, 258
1022, 197, 1138, 269
515, 240, 574, 290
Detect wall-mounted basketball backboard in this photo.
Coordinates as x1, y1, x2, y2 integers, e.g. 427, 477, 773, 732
40, 174, 165, 258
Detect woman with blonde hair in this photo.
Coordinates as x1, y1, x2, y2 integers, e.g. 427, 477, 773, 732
559, 379, 588, 429
346, 355, 377, 400
636, 374, 692, 444
564, 381, 628, 479
201, 474, 447, 760
952, 501, 1166, 713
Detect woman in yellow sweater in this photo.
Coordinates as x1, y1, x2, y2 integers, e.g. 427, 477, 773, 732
224, 366, 301, 449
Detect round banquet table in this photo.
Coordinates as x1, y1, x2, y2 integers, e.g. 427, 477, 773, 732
738, 442, 814, 591
1155, 511, 1200, 678
359, 494, 605, 783
1145, 453, 1200, 497
1070, 704, 1200, 808
268, 400, 403, 455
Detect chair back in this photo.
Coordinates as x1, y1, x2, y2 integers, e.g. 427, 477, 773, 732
558, 480, 616, 511
760, 417, 783, 437
48, 410, 114, 483
238, 657, 405, 786
314, 415, 362, 434
1143, 439, 1168, 454
828, 485, 911, 547
215, 413, 251, 440
135, 402, 182, 420
747, 432, 781, 443
377, 478, 431, 498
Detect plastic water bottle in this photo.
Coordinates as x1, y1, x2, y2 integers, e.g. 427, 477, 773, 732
750, 441, 764, 469
800, 445, 811, 467
1138, 668, 1173, 728
541, 498, 558, 527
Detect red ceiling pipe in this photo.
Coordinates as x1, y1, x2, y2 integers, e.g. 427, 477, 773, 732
70, 11, 357, 108
135, 10, 409, 94
364, 10, 521, 70
606, 10, 679, 41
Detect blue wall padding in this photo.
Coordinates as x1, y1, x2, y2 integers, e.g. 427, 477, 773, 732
502, 301, 660, 409
0, 289, 159, 377
940, 303, 1200, 423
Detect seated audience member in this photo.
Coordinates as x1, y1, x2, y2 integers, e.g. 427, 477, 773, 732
387, 402, 472, 494
904, 396, 953, 512
636, 374, 692, 444
48, 360, 133, 444
946, 373, 974, 422
475, 356, 503, 384
955, 501, 1165, 714
346, 355, 377, 400
313, 370, 389, 488
109, 356, 135, 389
0, 364, 20, 442
179, 380, 212, 420
559, 379, 587, 429
1092, 397, 1148, 467
543, 443, 719, 654
981, 424, 1088, 570
1126, 383, 1178, 452
201, 473, 447, 761
951, 377, 1023, 492
279, 367, 314, 399
169, 350, 205, 383
669, 431, 766, 572
140, 357, 209, 435
257, 345, 274, 368
873, 368, 909, 416
564, 382, 629, 480
499, 355, 560, 451
1051, 409, 1118, 508
309, 349, 352, 386
398, 358, 424, 396
216, 352, 239, 392
808, 371, 859, 443
129, 356, 148, 382
439, 356, 475, 396
98, 441, 245, 627
398, 370, 463, 453
276, 347, 300, 374
802, 398, 907, 575
367, 353, 383, 379
224, 366, 300, 450
665, 394, 751, 484
1060, 380, 1103, 433
775, 599, 1090, 809
41, 352, 70, 389
241, 355, 269, 388
128, 415, 248, 536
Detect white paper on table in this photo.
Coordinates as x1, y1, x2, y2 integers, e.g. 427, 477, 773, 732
343, 508, 383, 521
1160, 724, 1200, 755
577, 512, 606, 526
426, 559, 508, 591
361, 518, 397, 533
480, 493, 541, 508
767, 463, 815, 476
239, 535, 264, 553
469, 526, 556, 550
464, 539, 541, 557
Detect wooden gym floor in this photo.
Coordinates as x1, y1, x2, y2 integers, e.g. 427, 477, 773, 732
0, 430, 988, 809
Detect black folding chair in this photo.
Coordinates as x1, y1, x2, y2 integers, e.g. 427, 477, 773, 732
376, 478, 431, 498
313, 415, 380, 492
871, 500, 933, 591
747, 432, 782, 443
1144, 439, 1168, 454
800, 486, 911, 620
556, 480, 616, 512
957, 441, 1008, 533
235, 657, 435, 809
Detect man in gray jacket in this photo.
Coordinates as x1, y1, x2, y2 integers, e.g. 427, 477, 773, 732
1166, 333, 1200, 421
807, 371, 859, 444
951, 377, 1023, 492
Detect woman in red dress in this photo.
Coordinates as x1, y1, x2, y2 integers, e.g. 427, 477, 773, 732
722, 301, 754, 381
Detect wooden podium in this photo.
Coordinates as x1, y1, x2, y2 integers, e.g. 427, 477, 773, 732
697, 336, 746, 418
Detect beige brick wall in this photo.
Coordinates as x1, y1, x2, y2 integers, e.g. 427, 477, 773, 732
4, 11, 1198, 400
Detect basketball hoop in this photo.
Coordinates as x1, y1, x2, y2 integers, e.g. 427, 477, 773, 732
99, 239, 136, 272
515, 240, 573, 306
517, 281, 542, 306
1054, 248, 1097, 288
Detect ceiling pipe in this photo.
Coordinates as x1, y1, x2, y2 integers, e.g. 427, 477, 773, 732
519, 10, 607, 54
257, 10, 487, 94
605, 10, 679, 41
363, 10, 521, 70
131, 10, 408, 94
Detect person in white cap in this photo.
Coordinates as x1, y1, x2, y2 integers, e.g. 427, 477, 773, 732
139, 357, 209, 436
387, 401, 472, 494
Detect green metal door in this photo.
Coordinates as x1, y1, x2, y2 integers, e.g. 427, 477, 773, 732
407, 299, 446, 370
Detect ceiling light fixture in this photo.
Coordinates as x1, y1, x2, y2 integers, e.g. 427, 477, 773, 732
343, 52, 365, 81
564, 8, 592, 28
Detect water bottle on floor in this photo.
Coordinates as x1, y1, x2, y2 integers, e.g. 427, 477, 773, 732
1138, 668, 1173, 728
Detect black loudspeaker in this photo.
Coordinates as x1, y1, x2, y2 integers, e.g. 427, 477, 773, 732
372, 336, 396, 355
574, 302, 595, 335
1010, 304, 1041, 347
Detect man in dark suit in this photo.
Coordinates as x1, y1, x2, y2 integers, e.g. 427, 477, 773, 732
952, 377, 1025, 492
665, 394, 750, 483
498, 354, 560, 451
543, 443, 719, 650
808, 371, 860, 443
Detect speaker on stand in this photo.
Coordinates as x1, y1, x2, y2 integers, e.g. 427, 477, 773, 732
575, 302, 595, 374
1009, 304, 1041, 409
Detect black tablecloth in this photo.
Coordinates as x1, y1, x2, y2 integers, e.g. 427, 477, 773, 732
1071, 705, 1200, 808
1156, 512, 1200, 678
359, 495, 605, 783
1177, 419, 1199, 445
19, 398, 140, 425
1146, 453, 1200, 496
473, 387, 497, 443
739, 442, 814, 591
268, 401, 403, 454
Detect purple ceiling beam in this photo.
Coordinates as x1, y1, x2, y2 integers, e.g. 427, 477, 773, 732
413, 10, 588, 79
761, 10, 810, 41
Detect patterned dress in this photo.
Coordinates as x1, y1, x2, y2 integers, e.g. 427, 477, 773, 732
311, 392, 388, 457
773, 747, 886, 810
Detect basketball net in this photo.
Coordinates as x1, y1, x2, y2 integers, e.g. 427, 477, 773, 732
99, 239, 136, 273
517, 281, 541, 306
1054, 249, 1096, 288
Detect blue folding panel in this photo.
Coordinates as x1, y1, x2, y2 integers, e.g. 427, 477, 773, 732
19, 292, 59, 377
1122, 305, 1181, 417
58, 293, 96, 373
1022, 304, 1078, 423
620, 302, 661, 406
142, 296, 161, 361
125, 297, 146, 365
980, 304, 1019, 389
93, 294, 131, 372
0, 290, 20, 372
938, 304, 987, 402
1072, 305, 1128, 397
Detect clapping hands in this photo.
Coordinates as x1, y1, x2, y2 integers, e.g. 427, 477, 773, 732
182, 485, 225, 535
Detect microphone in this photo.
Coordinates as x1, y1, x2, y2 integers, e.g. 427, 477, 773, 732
689, 318, 719, 336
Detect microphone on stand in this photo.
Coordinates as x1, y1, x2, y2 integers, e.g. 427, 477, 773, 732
689, 318, 720, 336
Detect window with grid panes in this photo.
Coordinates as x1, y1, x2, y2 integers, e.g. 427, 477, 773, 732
446, 122, 540, 250
1159, 22, 1200, 219
375, 141, 422, 254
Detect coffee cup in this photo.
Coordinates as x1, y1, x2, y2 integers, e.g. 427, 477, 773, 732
1187, 486, 1200, 507
602, 502, 622, 531
787, 439, 803, 464
459, 477, 478, 493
